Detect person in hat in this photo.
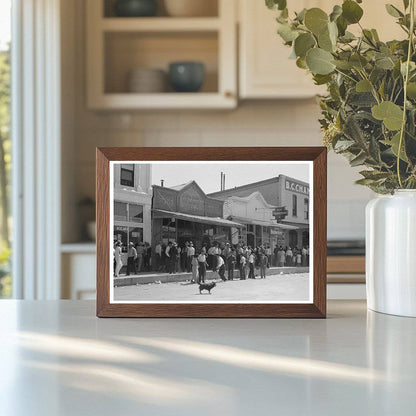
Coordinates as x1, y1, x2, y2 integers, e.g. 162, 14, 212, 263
197, 248, 208, 283
187, 241, 195, 273
136, 242, 145, 272
126, 242, 137, 276
169, 242, 178, 274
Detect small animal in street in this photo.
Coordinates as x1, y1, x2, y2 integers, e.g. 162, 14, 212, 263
199, 282, 216, 294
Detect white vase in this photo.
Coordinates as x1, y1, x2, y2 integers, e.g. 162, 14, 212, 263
366, 190, 416, 317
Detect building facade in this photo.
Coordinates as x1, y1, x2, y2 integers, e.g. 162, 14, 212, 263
152, 181, 242, 250
113, 163, 152, 251
208, 175, 309, 249
223, 191, 297, 250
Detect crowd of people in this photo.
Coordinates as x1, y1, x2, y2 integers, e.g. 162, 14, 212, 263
114, 239, 310, 280
113, 241, 152, 277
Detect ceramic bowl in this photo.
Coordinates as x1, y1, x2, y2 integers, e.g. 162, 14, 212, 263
114, 0, 158, 17
168, 62, 205, 93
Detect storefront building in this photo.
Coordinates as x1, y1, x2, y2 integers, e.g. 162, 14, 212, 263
223, 191, 297, 250
113, 163, 152, 252
208, 175, 309, 249
152, 181, 242, 250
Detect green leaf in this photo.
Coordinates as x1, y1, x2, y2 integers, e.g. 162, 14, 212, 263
266, 0, 287, 11
318, 31, 333, 52
381, 132, 409, 162
330, 5, 343, 22
371, 29, 380, 42
333, 59, 353, 70
342, 0, 364, 24
375, 56, 395, 70
356, 178, 377, 185
340, 31, 356, 42
401, 61, 416, 77
277, 23, 299, 42
403, 0, 410, 9
304, 8, 329, 35
336, 15, 348, 36
294, 33, 315, 57
295, 8, 307, 22
385, 4, 404, 18
350, 152, 368, 167
372, 101, 404, 130
356, 79, 372, 93
350, 53, 368, 69
296, 57, 307, 69
334, 139, 355, 152
306, 48, 335, 75
369, 137, 381, 162
407, 82, 416, 99
313, 74, 332, 85
359, 170, 391, 180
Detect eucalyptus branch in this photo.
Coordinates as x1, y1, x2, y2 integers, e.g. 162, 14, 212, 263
397, 0, 415, 188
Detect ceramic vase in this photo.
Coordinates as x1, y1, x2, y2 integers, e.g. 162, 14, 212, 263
366, 190, 416, 317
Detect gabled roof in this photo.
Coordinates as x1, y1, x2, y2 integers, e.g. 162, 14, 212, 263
170, 181, 194, 191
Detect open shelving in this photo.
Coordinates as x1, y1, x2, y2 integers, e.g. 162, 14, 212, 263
86, 0, 237, 109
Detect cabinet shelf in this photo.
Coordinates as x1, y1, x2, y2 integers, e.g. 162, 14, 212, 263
89, 92, 235, 110
101, 17, 221, 32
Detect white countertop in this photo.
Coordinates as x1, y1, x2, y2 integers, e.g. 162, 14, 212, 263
0, 300, 415, 415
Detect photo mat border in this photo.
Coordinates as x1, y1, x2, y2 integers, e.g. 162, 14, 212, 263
109, 160, 314, 305
96, 147, 327, 318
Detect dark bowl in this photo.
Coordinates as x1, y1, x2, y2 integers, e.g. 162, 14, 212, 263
114, 0, 158, 17
168, 62, 206, 93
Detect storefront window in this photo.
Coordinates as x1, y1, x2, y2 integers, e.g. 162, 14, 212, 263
114, 201, 128, 222
292, 195, 298, 217
114, 225, 128, 251
162, 218, 176, 242
129, 227, 143, 245
129, 204, 143, 223
289, 230, 298, 248
120, 164, 134, 187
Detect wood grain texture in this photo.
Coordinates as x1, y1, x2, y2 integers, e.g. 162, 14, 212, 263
96, 147, 327, 318
327, 256, 365, 274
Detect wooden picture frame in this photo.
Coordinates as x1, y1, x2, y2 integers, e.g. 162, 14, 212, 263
96, 147, 327, 318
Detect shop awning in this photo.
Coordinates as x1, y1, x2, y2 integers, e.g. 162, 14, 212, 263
229, 216, 298, 230
153, 209, 244, 228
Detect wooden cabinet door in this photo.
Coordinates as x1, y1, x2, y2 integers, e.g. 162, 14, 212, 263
238, 0, 404, 99
239, 0, 321, 99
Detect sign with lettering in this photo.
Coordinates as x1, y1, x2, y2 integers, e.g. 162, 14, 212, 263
179, 185, 205, 215
285, 180, 309, 195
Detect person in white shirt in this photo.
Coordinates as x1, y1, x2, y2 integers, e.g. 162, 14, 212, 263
114, 241, 123, 277
239, 254, 247, 280
197, 249, 207, 283
187, 241, 195, 272
248, 252, 255, 279
155, 242, 162, 271
216, 254, 226, 281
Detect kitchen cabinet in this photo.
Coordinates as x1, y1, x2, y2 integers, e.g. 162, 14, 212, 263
86, 0, 237, 109
239, 0, 322, 99
238, 0, 404, 99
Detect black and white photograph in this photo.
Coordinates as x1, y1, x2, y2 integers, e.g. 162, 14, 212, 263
110, 161, 313, 303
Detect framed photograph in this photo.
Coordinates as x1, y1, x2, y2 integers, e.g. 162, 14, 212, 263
96, 147, 327, 318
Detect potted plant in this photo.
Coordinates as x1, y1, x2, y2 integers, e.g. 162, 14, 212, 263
266, 0, 416, 316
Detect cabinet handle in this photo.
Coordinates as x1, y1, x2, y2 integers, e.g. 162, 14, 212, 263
225, 91, 234, 98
